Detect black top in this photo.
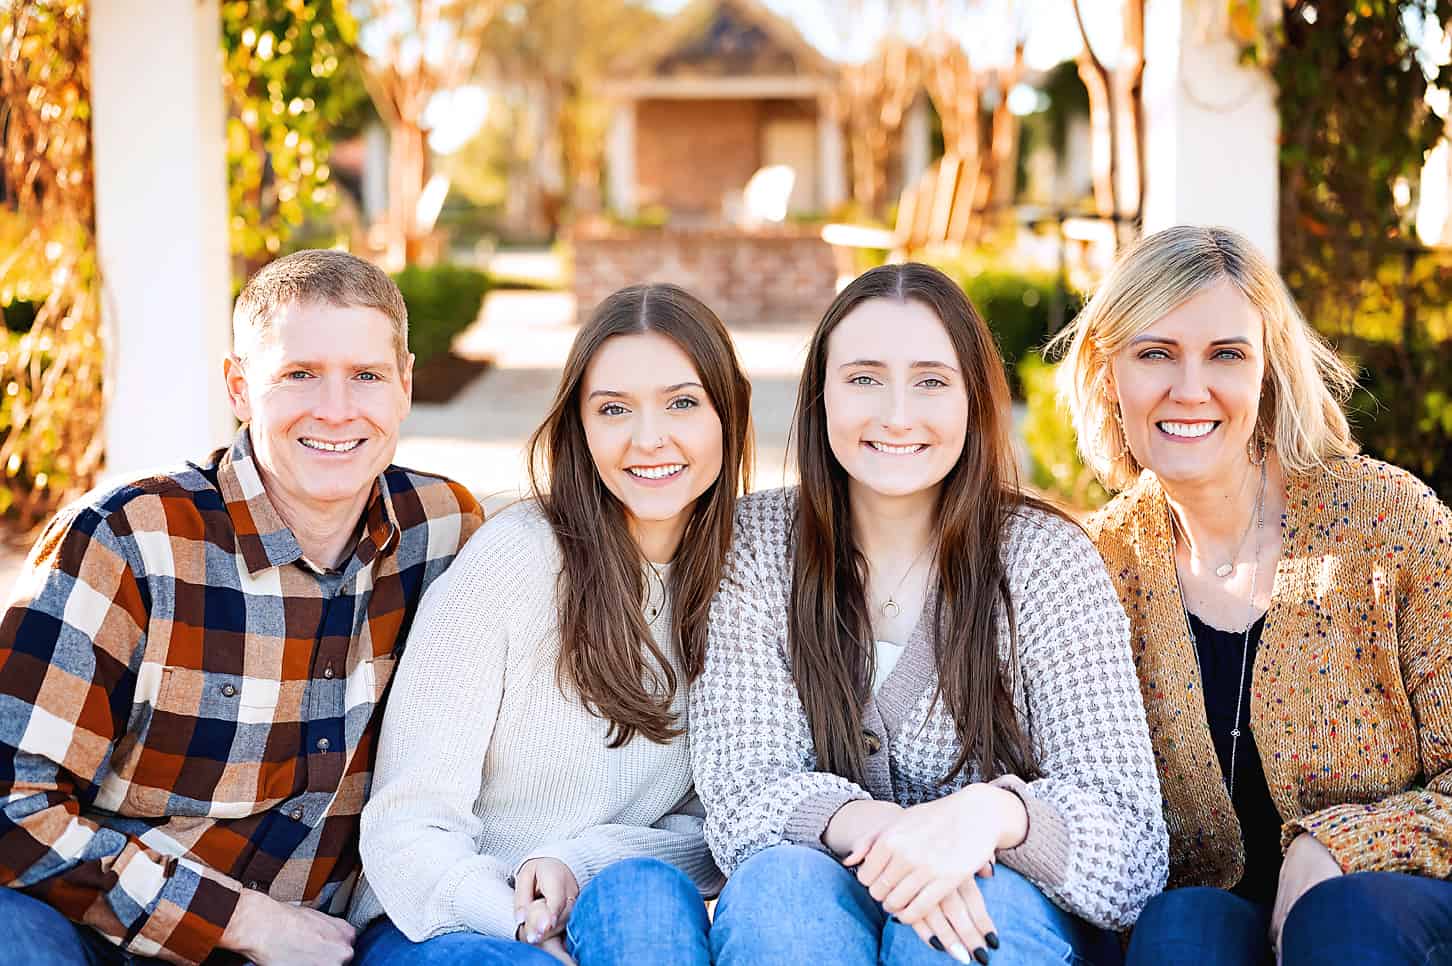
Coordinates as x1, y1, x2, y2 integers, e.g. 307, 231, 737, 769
1188, 610, 1282, 907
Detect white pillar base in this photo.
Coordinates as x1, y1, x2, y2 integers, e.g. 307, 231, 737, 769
91, 0, 234, 478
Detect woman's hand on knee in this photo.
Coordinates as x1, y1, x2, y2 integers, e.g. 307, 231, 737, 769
902, 879, 998, 965
514, 858, 580, 944
846, 785, 1014, 913
1270, 834, 1343, 955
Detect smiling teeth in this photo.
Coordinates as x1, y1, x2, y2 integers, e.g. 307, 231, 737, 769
1159, 422, 1216, 439
628, 464, 684, 480
300, 438, 363, 452
868, 442, 925, 454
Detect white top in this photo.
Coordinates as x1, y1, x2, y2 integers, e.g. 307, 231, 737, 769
872, 640, 906, 693
348, 501, 722, 941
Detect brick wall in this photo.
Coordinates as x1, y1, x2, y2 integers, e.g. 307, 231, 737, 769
635, 99, 762, 217
571, 225, 838, 327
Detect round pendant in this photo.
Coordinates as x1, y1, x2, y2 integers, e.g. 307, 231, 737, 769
881, 598, 901, 620
1215, 563, 1234, 578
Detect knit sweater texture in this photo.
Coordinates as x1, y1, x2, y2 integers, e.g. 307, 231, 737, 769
691, 487, 1169, 930
1084, 456, 1452, 890
348, 501, 722, 941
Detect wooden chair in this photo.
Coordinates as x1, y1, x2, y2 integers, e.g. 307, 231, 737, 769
820, 153, 976, 285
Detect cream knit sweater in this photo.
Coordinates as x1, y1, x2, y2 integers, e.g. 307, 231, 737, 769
691, 487, 1169, 930
348, 501, 722, 941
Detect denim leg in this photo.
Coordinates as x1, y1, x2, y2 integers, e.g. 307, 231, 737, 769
1281, 871, 1452, 966
351, 917, 561, 966
1124, 887, 1270, 966
711, 844, 882, 966
880, 865, 1120, 966
564, 857, 709, 966
0, 888, 110, 966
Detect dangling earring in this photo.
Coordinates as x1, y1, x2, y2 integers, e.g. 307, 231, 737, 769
1112, 404, 1131, 461
1247, 428, 1268, 466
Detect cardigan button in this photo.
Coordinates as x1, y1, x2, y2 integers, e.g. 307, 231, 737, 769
863, 729, 882, 755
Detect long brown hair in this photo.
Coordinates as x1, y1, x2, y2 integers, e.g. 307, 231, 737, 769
790, 262, 1051, 786
528, 284, 753, 746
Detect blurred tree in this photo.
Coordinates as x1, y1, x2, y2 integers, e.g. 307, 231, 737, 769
1072, 0, 1144, 243
476, 0, 662, 234
352, 0, 502, 265
1269, 0, 1452, 499
839, 34, 923, 217
0, 1, 105, 527
221, 0, 373, 273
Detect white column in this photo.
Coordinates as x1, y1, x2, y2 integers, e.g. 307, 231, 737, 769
606, 100, 637, 218
91, 0, 233, 479
362, 122, 389, 224
901, 94, 931, 189
817, 98, 847, 210
1142, 0, 1280, 263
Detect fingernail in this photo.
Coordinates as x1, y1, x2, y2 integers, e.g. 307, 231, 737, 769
985, 932, 1000, 950
527, 931, 539, 943
888, 915, 902, 924
949, 944, 973, 964
930, 936, 945, 951
973, 947, 991, 965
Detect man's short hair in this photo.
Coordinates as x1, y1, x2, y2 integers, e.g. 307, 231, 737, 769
232, 249, 409, 366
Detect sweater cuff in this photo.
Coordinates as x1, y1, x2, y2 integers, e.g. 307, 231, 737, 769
517, 840, 604, 892
785, 789, 869, 851
450, 860, 520, 939
990, 775, 1071, 887
1283, 789, 1452, 877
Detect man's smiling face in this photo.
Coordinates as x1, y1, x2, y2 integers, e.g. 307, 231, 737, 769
225, 300, 413, 516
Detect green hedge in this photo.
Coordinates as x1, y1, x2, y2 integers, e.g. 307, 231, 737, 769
392, 264, 491, 366
1018, 353, 1108, 510
929, 257, 1077, 397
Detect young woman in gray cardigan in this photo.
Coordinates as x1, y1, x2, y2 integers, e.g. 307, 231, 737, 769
692, 264, 1168, 966
347, 284, 753, 966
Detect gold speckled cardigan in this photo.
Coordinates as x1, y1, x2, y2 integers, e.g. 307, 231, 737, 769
1084, 455, 1452, 890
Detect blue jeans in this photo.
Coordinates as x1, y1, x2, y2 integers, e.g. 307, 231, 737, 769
710, 844, 1120, 966
1281, 872, 1452, 965
1124, 887, 1272, 966
355, 858, 710, 966
0, 887, 167, 965
566, 857, 710, 965
1127, 874, 1452, 966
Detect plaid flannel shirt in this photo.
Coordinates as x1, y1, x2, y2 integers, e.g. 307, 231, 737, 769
0, 430, 481, 964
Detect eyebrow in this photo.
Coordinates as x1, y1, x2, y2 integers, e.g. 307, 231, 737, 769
837, 359, 961, 372
586, 381, 704, 400
1127, 335, 1253, 347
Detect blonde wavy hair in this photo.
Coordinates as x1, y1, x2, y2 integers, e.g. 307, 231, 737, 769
1051, 225, 1359, 492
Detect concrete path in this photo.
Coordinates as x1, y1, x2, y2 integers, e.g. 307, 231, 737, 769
395, 289, 811, 511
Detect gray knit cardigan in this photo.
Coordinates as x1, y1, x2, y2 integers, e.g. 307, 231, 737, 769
690, 487, 1168, 930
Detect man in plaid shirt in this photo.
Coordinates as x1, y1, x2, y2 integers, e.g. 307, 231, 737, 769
0, 251, 483, 965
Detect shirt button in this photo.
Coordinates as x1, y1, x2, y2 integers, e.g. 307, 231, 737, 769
863, 729, 882, 755
323, 664, 335, 679
246, 880, 261, 890
290, 806, 305, 821
221, 684, 237, 698
316, 737, 331, 752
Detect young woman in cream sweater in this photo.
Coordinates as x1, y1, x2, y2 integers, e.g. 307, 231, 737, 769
348, 284, 752, 966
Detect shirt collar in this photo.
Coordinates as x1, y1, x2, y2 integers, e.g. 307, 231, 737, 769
218, 428, 400, 575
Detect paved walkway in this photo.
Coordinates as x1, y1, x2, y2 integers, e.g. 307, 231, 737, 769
395, 289, 811, 511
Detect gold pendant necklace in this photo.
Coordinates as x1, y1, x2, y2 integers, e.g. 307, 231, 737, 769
878, 542, 935, 621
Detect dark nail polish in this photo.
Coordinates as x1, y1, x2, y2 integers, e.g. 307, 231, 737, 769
889, 915, 902, 924
973, 947, 990, 965
985, 932, 1000, 950
930, 937, 945, 951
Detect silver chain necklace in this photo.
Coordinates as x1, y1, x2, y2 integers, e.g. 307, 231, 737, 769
1173, 460, 1266, 799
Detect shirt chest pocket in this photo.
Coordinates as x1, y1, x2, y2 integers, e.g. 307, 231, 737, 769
119, 666, 300, 817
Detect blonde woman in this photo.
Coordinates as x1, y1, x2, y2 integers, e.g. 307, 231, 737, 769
1053, 225, 1452, 966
